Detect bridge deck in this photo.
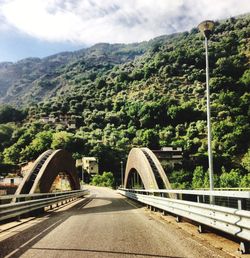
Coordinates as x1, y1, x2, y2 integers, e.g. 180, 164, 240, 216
0, 186, 233, 258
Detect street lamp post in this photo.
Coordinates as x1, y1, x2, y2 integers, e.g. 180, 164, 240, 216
198, 20, 215, 195
120, 161, 124, 187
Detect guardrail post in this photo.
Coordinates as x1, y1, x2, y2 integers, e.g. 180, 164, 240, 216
16, 198, 21, 222
238, 199, 242, 210
198, 225, 204, 233
239, 241, 250, 254
210, 195, 215, 205
237, 199, 246, 210
162, 210, 167, 216
176, 216, 181, 223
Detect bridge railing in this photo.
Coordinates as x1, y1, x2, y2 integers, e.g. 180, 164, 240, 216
0, 189, 89, 222
118, 188, 250, 246
118, 188, 250, 210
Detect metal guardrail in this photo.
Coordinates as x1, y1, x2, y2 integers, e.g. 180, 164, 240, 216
0, 190, 86, 203
119, 188, 250, 210
0, 190, 89, 221
196, 188, 250, 191
119, 188, 250, 197
118, 189, 250, 243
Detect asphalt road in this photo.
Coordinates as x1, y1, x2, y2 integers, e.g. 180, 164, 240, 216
0, 186, 232, 258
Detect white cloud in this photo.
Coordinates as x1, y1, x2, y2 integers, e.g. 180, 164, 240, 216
0, 0, 250, 44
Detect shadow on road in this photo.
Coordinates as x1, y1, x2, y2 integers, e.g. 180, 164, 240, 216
30, 246, 185, 258
76, 196, 143, 215
0, 195, 139, 258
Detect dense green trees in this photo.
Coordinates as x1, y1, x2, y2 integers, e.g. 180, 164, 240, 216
0, 105, 26, 123
51, 131, 74, 150
241, 149, 250, 172
20, 131, 53, 161
0, 124, 14, 151
240, 69, 250, 86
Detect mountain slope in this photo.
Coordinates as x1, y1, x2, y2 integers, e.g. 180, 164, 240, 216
0, 37, 172, 106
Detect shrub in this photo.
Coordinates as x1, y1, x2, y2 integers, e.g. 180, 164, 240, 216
220, 168, 242, 188
90, 172, 114, 188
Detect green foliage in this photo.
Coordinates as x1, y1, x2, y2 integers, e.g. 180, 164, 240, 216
0, 124, 14, 151
220, 167, 242, 188
3, 144, 21, 164
170, 169, 192, 189
192, 166, 206, 189
51, 131, 74, 150
0, 105, 26, 123
240, 69, 250, 86
90, 172, 115, 188
20, 131, 53, 161
133, 129, 159, 149
191, 165, 223, 189
168, 102, 203, 124
240, 174, 250, 188
241, 149, 250, 172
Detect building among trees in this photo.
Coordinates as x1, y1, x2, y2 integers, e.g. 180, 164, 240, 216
76, 157, 99, 175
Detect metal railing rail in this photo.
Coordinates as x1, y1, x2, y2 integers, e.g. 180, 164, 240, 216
196, 188, 250, 191
118, 189, 250, 242
119, 188, 250, 210
0, 190, 86, 202
118, 188, 250, 198
0, 190, 89, 221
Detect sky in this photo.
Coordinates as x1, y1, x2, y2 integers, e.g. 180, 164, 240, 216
0, 0, 250, 62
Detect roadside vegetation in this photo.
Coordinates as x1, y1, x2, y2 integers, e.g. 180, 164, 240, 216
90, 172, 115, 188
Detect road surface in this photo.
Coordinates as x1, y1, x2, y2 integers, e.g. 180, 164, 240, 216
0, 186, 233, 258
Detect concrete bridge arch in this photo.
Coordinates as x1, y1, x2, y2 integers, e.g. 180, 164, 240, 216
15, 149, 80, 195
124, 147, 172, 190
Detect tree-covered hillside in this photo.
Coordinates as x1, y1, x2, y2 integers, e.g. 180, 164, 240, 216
0, 14, 249, 188
0, 39, 169, 106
